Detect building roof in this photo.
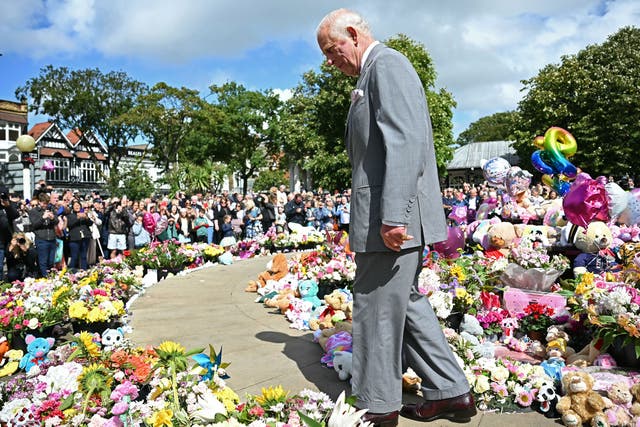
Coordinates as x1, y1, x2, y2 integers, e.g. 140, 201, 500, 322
447, 140, 519, 170
28, 122, 55, 140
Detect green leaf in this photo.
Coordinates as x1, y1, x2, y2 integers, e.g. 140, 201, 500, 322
298, 411, 324, 427
59, 392, 76, 411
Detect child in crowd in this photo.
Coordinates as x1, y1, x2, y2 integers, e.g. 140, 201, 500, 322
219, 215, 236, 247
275, 206, 286, 234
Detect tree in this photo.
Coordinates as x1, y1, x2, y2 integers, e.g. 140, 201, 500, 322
457, 111, 519, 145
116, 82, 218, 173
15, 66, 147, 191
253, 168, 288, 192
114, 165, 155, 200
512, 26, 640, 177
206, 82, 282, 194
281, 34, 456, 190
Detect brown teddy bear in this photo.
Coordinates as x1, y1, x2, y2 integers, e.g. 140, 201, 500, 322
603, 381, 632, 426
245, 253, 289, 292
264, 287, 299, 314
309, 290, 350, 331
484, 221, 519, 259
629, 382, 640, 425
573, 221, 618, 276
317, 321, 353, 351
556, 371, 609, 427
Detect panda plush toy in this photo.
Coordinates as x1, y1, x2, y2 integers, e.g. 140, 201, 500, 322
534, 381, 559, 418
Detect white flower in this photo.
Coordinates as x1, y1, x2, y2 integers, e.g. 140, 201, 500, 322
428, 291, 453, 319
328, 391, 372, 427
490, 366, 509, 384
44, 362, 83, 395
188, 387, 227, 421
0, 398, 34, 423
473, 375, 490, 393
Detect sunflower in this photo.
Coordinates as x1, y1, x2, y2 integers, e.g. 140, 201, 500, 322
78, 331, 101, 358
449, 265, 466, 282
77, 363, 112, 400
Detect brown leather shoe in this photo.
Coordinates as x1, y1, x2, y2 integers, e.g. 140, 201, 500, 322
400, 392, 477, 422
360, 410, 399, 427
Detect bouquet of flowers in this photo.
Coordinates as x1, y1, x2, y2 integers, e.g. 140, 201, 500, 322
560, 272, 640, 361
462, 356, 555, 412
500, 241, 569, 291
475, 291, 509, 337
517, 302, 556, 335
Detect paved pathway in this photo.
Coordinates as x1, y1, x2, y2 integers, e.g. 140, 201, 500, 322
128, 255, 561, 427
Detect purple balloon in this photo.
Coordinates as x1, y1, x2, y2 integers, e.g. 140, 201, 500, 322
433, 226, 465, 259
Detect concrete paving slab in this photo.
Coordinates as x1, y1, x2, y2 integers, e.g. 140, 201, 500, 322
128, 255, 560, 427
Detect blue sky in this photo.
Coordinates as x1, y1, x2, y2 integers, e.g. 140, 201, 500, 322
1, 0, 639, 138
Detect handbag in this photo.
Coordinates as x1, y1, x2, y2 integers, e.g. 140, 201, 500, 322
54, 238, 65, 263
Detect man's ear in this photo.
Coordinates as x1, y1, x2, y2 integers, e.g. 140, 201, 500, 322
346, 26, 358, 43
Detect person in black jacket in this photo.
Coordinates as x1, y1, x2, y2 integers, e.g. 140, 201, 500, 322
0, 187, 19, 282
28, 192, 58, 277
6, 232, 40, 282
66, 200, 93, 270
284, 193, 306, 226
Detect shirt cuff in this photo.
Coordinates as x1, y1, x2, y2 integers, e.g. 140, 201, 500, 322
382, 220, 406, 227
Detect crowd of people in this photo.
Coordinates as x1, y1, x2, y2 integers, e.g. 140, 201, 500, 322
0, 181, 355, 282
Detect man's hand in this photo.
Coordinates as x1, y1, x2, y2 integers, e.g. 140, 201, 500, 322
380, 224, 413, 252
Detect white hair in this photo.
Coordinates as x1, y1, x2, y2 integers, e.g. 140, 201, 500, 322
317, 8, 372, 40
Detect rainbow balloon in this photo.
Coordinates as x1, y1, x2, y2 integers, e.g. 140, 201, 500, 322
531, 127, 578, 195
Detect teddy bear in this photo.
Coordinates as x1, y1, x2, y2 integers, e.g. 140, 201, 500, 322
629, 382, 640, 425
518, 224, 557, 248
545, 326, 576, 360
264, 287, 299, 314
315, 321, 353, 351
309, 289, 351, 331
245, 253, 289, 292
573, 221, 619, 276
603, 381, 633, 426
533, 380, 559, 418
101, 327, 125, 352
484, 221, 519, 259
402, 367, 423, 393
332, 350, 353, 381
298, 279, 323, 311
18, 334, 55, 373
0, 349, 24, 377
556, 371, 609, 427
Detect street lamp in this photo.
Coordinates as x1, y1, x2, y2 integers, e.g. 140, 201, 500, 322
16, 134, 36, 200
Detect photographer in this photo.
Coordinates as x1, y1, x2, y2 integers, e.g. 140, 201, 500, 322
0, 186, 19, 281
6, 233, 39, 282
28, 192, 58, 277
67, 200, 93, 270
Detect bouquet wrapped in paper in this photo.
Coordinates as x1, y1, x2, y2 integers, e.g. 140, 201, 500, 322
500, 263, 563, 292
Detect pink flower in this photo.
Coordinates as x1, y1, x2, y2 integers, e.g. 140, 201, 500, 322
515, 390, 534, 407
249, 406, 265, 417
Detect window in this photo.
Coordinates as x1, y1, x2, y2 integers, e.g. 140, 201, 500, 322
46, 158, 70, 182
8, 128, 19, 141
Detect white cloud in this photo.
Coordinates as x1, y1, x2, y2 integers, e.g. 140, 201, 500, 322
1, 0, 639, 136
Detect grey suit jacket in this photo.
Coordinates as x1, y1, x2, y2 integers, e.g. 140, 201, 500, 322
345, 43, 447, 253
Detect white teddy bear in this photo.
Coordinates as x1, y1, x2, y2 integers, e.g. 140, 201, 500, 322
333, 351, 353, 381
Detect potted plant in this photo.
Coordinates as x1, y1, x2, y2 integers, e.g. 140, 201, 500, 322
517, 302, 556, 342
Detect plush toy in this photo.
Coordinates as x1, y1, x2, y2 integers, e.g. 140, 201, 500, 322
101, 327, 125, 352
545, 326, 576, 361
264, 287, 298, 314
617, 241, 640, 270
332, 350, 353, 381
603, 381, 633, 426
315, 321, 353, 351
484, 221, 519, 258
284, 298, 314, 330
556, 371, 609, 427
0, 336, 9, 360
246, 253, 289, 292
534, 381, 559, 418
573, 221, 619, 275
459, 314, 483, 344
18, 334, 55, 373
0, 349, 24, 377
298, 279, 323, 311
629, 382, 640, 425
402, 367, 423, 393
540, 356, 565, 383
320, 331, 352, 367
518, 224, 556, 248
309, 289, 351, 331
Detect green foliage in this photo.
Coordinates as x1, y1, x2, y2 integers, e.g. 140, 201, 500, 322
457, 111, 519, 145
114, 165, 155, 200
16, 66, 147, 175
253, 168, 287, 192
206, 82, 282, 194
512, 26, 640, 177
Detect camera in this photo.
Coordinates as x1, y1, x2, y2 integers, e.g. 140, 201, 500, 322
17, 238, 26, 244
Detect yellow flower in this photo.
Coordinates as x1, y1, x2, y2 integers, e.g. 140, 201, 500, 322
69, 301, 89, 320
215, 387, 240, 412
255, 385, 289, 406
87, 307, 107, 322
450, 265, 466, 282
157, 341, 186, 356
78, 331, 101, 358
147, 408, 174, 427
77, 363, 112, 397
586, 305, 602, 327
52, 285, 70, 306
581, 272, 594, 286
455, 288, 468, 299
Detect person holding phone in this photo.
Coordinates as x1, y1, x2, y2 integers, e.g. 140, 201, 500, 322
6, 232, 40, 281
67, 200, 93, 270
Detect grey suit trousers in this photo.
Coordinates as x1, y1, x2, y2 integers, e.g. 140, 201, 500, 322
351, 247, 470, 413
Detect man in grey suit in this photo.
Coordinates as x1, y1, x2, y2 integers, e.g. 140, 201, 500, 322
316, 9, 476, 427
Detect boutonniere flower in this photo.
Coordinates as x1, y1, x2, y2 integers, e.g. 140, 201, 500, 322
351, 89, 364, 103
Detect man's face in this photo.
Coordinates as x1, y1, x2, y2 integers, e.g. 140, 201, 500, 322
317, 27, 360, 77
